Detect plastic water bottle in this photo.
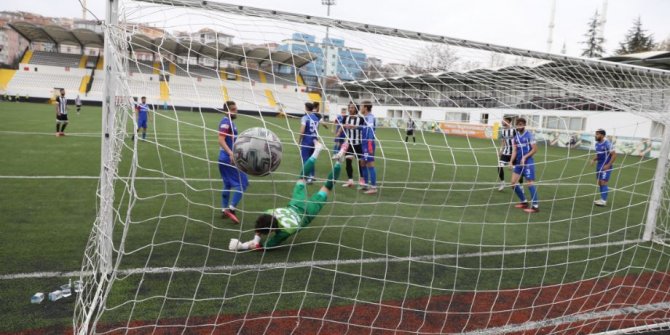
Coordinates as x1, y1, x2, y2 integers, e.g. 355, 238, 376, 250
73, 280, 83, 293
48, 290, 63, 301
61, 279, 72, 298
31, 292, 44, 304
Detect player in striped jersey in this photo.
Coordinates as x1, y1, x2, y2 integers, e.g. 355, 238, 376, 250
55, 88, 68, 136
591, 129, 616, 206
228, 141, 342, 250
334, 102, 366, 188
405, 117, 416, 143
497, 117, 516, 191
510, 118, 539, 213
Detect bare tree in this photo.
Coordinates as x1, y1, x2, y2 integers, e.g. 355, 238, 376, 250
656, 35, 670, 51
409, 44, 459, 72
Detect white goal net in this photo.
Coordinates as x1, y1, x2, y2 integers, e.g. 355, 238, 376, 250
75, 1, 670, 334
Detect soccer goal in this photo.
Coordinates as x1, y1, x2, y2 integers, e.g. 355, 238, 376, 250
74, 0, 670, 334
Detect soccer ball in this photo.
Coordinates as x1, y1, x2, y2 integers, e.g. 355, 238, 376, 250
233, 127, 282, 176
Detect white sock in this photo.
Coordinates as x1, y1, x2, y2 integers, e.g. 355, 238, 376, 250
311, 141, 323, 159
338, 142, 349, 156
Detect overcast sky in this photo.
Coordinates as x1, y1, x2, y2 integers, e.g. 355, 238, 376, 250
2, 0, 668, 57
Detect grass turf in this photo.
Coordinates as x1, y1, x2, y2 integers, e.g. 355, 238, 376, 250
0, 101, 668, 332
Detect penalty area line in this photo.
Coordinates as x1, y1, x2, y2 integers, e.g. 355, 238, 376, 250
0, 239, 644, 281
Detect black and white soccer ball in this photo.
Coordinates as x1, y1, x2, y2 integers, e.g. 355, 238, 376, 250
233, 127, 282, 176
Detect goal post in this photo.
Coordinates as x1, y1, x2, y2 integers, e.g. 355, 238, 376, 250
74, 0, 670, 334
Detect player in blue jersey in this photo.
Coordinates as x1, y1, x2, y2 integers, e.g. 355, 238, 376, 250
591, 129, 616, 206
228, 142, 343, 251
360, 101, 377, 194
509, 118, 539, 213
218, 101, 249, 224
333, 107, 348, 154
299, 102, 322, 184
135, 96, 150, 140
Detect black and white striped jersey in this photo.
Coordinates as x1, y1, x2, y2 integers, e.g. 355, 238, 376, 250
57, 96, 67, 115
343, 114, 365, 145
499, 127, 516, 156
407, 119, 415, 131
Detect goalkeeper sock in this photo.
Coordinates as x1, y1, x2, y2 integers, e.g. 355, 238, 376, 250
528, 185, 538, 207
514, 185, 526, 203
325, 162, 342, 190
600, 185, 609, 201
301, 157, 316, 179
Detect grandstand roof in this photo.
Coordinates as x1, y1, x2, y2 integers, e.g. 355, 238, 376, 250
9, 21, 315, 67
9, 21, 104, 47
341, 56, 670, 89
601, 51, 670, 71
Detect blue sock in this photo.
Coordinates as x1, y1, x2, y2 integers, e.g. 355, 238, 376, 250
528, 185, 538, 207
514, 185, 526, 203
368, 167, 377, 186
221, 187, 231, 209
231, 186, 244, 208
361, 165, 368, 183
600, 185, 608, 201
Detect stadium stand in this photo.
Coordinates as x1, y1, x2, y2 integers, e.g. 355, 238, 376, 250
29, 51, 82, 68
5, 49, 314, 113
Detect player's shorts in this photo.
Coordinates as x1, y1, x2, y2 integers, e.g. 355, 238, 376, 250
499, 154, 512, 167
513, 160, 535, 180
56, 114, 68, 123
300, 145, 315, 163
288, 182, 328, 226
137, 116, 148, 129
346, 143, 362, 159
406, 130, 414, 136
362, 140, 375, 162
218, 155, 249, 190
596, 166, 612, 181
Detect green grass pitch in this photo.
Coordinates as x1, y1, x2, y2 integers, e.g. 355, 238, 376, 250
0, 101, 668, 332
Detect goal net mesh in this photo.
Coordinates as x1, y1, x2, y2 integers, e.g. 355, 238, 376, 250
75, 1, 670, 334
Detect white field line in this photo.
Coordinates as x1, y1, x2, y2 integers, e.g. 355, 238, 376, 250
464, 301, 670, 335
0, 174, 644, 189
0, 239, 643, 280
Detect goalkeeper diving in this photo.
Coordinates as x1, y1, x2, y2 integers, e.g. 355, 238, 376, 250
229, 141, 342, 251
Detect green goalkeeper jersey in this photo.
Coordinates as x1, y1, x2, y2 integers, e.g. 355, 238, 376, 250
263, 182, 328, 248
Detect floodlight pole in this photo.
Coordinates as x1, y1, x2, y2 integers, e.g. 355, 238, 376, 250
643, 108, 670, 242
321, 0, 335, 116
